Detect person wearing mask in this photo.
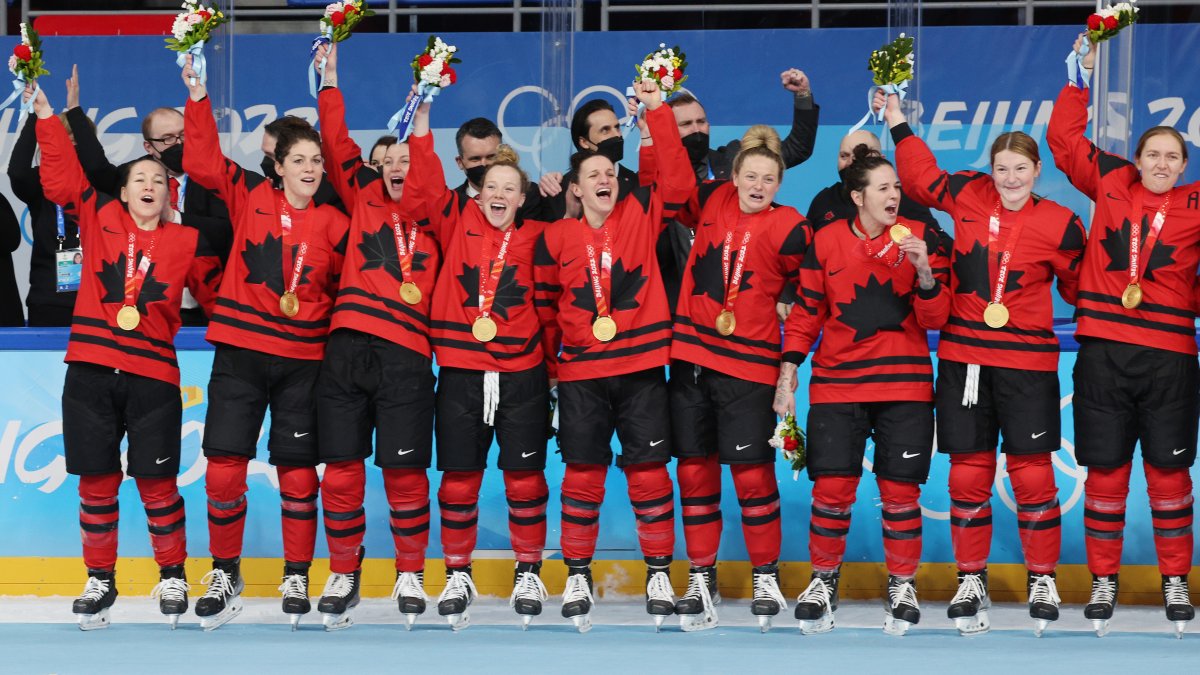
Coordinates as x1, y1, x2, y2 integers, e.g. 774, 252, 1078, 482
448, 116, 544, 219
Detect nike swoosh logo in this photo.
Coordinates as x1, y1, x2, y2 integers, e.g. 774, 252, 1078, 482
155, 457, 170, 465
735, 444, 751, 451
521, 451, 538, 458
649, 439, 665, 447
102, 225, 120, 235
293, 432, 310, 438
828, 268, 844, 276
1173, 448, 1188, 456
1031, 431, 1048, 439
255, 207, 271, 215
1106, 192, 1128, 202
465, 230, 483, 237
961, 217, 977, 223
367, 201, 385, 208
701, 222, 716, 228
397, 448, 415, 455
901, 451, 921, 459
561, 258, 578, 268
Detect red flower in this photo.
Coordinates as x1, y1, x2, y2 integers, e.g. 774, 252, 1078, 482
656, 66, 668, 79
442, 66, 457, 85
672, 68, 683, 80
197, 10, 211, 21
1087, 14, 1102, 30
1103, 15, 1118, 30
783, 437, 798, 451
331, 10, 346, 26
12, 44, 31, 61
345, 4, 359, 15
418, 53, 433, 68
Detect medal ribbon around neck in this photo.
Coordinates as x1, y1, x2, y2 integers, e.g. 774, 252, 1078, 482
390, 209, 421, 303
1127, 189, 1171, 296
986, 200, 1027, 319
721, 226, 753, 314
118, 226, 160, 330
477, 226, 515, 320
855, 218, 905, 268
278, 194, 312, 315
585, 225, 614, 321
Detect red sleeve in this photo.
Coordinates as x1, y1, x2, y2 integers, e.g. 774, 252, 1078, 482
912, 225, 951, 329
326, 208, 350, 289
1052, 211, 1087, 306
34, 115, 96, 224
533, 225, 563, 378
317, 87, 366, 206
775, 215, 813, 306
637, 142, 657, 187
893, 124, 982, 214
1046, 84, 1137, 201
401, 131, 458, 242
644, 104, 693, 219
183, 96, 250, 218
186, 257, 222, 317
782, 239, 828, 359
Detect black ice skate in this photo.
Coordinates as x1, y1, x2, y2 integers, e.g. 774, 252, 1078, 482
676, 565, 720, 632
1162, 575, 1194, 639
750, 563, 787, 633
645, 564, 675, 632
883, 575, 920, 636
73, 569, 117, 631
560, 565, 595, 633
948, 569, 990, 636
794, 570, 839, 635
278, 562, 311, 630
317, 569, 361, 632
150, 565, 189, 630
1027, 572, 1060, 637
436, 565, 477, 631
391, 570, 428, 631
1084, 574, 1118, 637
196, 559, 244, 632
509, 561, 548, 630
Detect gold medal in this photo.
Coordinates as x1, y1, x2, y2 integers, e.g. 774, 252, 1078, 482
889, 224, 912, 244
399, 281, 422, 305
715, 310, 736, 336
116, 305, 141, 331
280, 292, 300, 317
1121, 283, 1143, 309
472, 315, 498, 342
592, 316, 617, 342
982, 302, 1010, 329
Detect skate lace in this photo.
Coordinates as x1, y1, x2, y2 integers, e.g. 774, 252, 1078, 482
79, 576, 111, 602
1028, 575, 1061, 607
436, 570, 477, 605
151, 577, 190, 603
682, 571, 714, 605
796, 576, 832, 609
950, 573, 986, 606
391, 572, 429, 603
562, 573, 594, 605
276, 573, 308, 600
510, 571, 549, 608
1089, 577, 1117, 605
199, 569, 234, 600
319, 572, 353, 599
1164, 577, 1190, 606
889, 580, 919, 611
646, 571, 674, 603
753, 572, 787, 609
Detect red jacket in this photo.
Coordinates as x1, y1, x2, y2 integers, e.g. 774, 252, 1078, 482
185, 96, 350, 360
894, 123, 1085, 371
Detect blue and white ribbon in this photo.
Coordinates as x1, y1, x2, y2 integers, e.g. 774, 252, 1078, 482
176, 40, 207, 86
1066, 42, 1092, 89
847, 81, 908, 134
623, 85, 643, 130
308, 29, 333, 99
0, 75, 39, 115
387, 82, 439, 142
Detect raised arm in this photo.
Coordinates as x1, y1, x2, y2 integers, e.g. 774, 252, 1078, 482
638, 82, 693, 218
31, 86, 99, 227
181, 56, 257, 218
315, 44, 375, 206
778, 68, 818, 169
400, 95, 458, 242
7, 112, 43, 206
64, 66, 120, 196
881, 91, 978, 214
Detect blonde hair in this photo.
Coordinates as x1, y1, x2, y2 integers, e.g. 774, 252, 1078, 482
733, 125, 784, 177
483, 144, 530, 193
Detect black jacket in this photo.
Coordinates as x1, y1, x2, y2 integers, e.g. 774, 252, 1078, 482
806, 181, 952, 254
0, 191, 23, 326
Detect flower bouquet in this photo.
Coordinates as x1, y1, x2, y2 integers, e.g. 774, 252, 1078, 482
387, 36, 461, 140
850, 33, 915, 132
4, 23, 49, 113
769, 413, 807, 479
309, 2, 375, 97
1086, 1, 1138, 44
625, 43, 687, 129
165, 2, 229, 85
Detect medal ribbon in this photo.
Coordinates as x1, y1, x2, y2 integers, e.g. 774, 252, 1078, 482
854, 218, 904, 268
585, 224, 613, 319
987, 200, 1027, 307
721, 226, 752, 312
390, 209, 419, 285
1128, 189, 1171, 289
278, 195, 312, 299
122, 227, 160, 309
477, 226, 514, 318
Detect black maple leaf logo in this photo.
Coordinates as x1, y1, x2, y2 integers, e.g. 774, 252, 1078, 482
242, 233, 313, 296
1100, 217, 1176, 282
835, 275, 912, 342
952, 241, 1024, 302
570, 259, 649, 316
357, 224, 430, 283
98, 253, 170, 314
456, 262, 529, 321
689, 241, 754, 304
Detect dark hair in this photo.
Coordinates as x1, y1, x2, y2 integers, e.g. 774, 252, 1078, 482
264, 115, 313, 140
369, 135, 399, 161
455, 117, 501, 156
117, 155, 169, 204
990, 131, 1041, 166
842, 143, 894, 195
1135, 126, 1188, 162
141, 107, 182, 140
571, 99, 616, 151
567, 149, 608, 185
667, 89, 701, 110
273, 122, 322, 164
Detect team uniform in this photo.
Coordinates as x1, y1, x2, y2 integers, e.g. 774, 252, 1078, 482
37, 114, 220, 629
533, 102, 693, 631
668, 179, 811, 630
402, 127, 554, 629
893, 122, 1086, 634
783, 216, 950, 635
310, 86, 441, 629
1048, 82, 1199, 635
184, 94, 350, 630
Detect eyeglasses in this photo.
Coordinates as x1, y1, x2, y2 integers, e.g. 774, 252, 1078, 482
146, 132, 184, 147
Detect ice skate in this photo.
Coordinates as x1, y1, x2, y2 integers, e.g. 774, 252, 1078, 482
882, 576, 920, 636
948, 570, 990, 636
317, 569, 361, 632
509, 562, 548, 630
794, 570, 839, 635
750, 563, 786, 633
1027, 572, 1060, 637
196, 560, 244, 631
278, 563, 311, 630
676, 565, 719, 632
73, 570, 117, 631
560, 566, 595, 633
645, 567, 675, 632
436, 566, 477, 631
1084, 574, 1118, 637
1162, 575, 1193, 639
391, 571, 428, 630
150, 566, 189, 630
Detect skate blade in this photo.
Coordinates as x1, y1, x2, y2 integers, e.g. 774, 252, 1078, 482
446, 612, 470, 632
289, 614, 302, 631
200, 598, 243, 632
322, 610, 354, 632
520, 614, 534, 631
1174, 620, 1187, 639
571, 614, 592, 634
679, 612, 718, 633
653, 614, 666, 632
167, 613, 181, 631
1091, 619, 1110, 638
76, 608, 111, 632
403, 613, 418, 631
882, 614, 912, 636
758, 615, 773, 633
954, 611, 990, 637
1034, 618, 1050, 638
798, 615, 834, 635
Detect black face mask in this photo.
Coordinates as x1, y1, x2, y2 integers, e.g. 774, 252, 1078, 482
594, 136, 625, 165
260, 155, 281, 183
465, 164, 488, 189
158, 144, 185, 174
682, 132, 710, 166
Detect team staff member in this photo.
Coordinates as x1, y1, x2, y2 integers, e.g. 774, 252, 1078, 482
777, 146, 950, 636
1048, 37, 1198, 636
309, 45, 440, 631
0, 191, 22, 326
534, 80, 693, 632
404, 89, 555, 631
882, 91, 1086, 636
180, 56, 351, 631
447, 116, 544, 220
666, 125, 812, 632
29, 84, 219, 630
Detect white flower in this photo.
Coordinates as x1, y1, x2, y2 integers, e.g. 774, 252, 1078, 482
899, 32, 906, 38
8, 55, 18, 73
439, 74, 452, 88
660, 75, 674, 90
659, 42, 666, 48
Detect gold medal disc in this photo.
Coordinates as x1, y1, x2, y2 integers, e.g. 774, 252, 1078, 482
889, 224, 912, 244
715, 310, 737, 336
1121, 283, 1143, 309
280, 292, 300, 317
399, 281, 422, 305
472, 315, 498, 342
982, 302, 1010, 329
116, 305, 141, 331
592, 316, 618, 342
